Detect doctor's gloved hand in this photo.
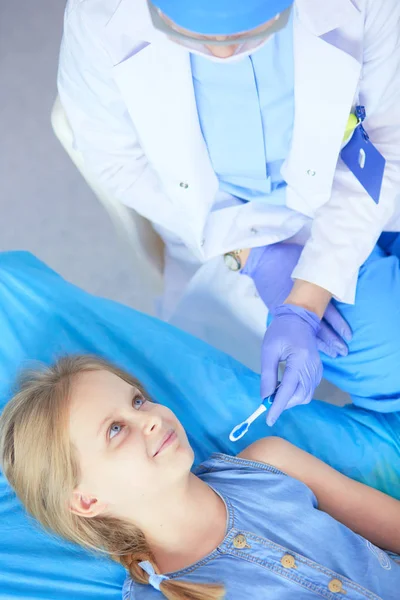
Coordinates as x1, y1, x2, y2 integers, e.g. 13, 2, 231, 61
242, 244, 352, 358
261, 304, 323, 427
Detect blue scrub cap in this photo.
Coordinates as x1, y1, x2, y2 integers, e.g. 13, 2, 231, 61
149, 0, 294, 35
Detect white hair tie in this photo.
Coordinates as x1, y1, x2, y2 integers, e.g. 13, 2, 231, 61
139, 560, 169, 591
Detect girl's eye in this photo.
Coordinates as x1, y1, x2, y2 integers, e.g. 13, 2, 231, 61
109, 423, 123, 440
133, 396, 146, 410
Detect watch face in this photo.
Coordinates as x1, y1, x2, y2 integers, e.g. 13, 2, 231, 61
224, 253, 241, 271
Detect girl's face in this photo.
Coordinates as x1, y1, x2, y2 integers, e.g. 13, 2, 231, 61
68, 370, 194, 521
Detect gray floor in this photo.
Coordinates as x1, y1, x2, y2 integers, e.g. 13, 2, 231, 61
0, 0, 137, 305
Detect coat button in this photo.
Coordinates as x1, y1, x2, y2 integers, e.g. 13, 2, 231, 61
281, 554, 296, 569
179, 181, 189, 189
328, 579, 343, 593
200, 238, 205, 247
250, 227, 258, 234
306, 169, 316, 177
233, 534, 250, 549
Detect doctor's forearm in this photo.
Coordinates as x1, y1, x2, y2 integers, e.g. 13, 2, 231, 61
240, 248, 331, 318
284, 280, 332, 319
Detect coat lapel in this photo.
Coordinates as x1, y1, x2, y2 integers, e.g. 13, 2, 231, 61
105, 1, 217, 240
283, 0, 363, 211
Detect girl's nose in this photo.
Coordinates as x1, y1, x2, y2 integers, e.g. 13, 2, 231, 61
141, 412, 162, 436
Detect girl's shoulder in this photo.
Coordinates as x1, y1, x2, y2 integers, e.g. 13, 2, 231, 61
195, 450, 318, 511
195, 452, 288, 478
196, 437, 299, 479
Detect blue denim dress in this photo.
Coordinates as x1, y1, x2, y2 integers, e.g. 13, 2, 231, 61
123, 454, 400, 599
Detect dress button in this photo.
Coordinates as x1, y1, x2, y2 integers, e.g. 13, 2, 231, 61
233, 534, 250, 549
307, 169, 316, 177
281, 554, 296, 569
250, 227, 258, 234
328, 579, 343, 593
200, 238, 205, 247
179, 182, 189, 189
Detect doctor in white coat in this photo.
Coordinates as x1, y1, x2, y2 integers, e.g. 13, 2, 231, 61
58, 0, 400, 424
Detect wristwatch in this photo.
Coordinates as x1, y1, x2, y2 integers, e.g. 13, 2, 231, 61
224, 249, 243, 271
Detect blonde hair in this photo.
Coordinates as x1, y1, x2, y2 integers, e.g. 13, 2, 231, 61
0, 355, 224, 600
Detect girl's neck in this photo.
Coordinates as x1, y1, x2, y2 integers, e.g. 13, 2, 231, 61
143, 474, 227, 574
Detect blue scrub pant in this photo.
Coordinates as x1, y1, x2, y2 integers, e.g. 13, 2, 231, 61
321, 234, 400, 412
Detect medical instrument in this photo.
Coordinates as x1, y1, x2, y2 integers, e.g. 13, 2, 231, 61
148, 0, 293, 39
229, 389, 278, 442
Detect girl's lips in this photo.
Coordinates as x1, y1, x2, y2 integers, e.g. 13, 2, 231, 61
153, 429, 177, 457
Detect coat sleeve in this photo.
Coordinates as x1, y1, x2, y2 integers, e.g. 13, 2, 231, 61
292, 0, 400, 303
57, 6, 169, 211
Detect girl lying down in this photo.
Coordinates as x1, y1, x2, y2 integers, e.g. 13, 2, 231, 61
1, 356, 399, 600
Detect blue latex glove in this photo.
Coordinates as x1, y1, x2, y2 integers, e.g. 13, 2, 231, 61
242, 244, 352, 358
261, 304, 323, 426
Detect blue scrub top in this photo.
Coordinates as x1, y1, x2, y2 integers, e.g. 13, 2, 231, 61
190, 11, 294, 204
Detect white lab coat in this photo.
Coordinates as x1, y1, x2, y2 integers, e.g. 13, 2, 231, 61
58, 0, 400, 370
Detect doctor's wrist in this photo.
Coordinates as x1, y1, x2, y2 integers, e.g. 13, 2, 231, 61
285, 279, 332, 319
237, 248, 251, 268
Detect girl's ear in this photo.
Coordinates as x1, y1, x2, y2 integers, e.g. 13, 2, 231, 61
70, 490, 107, 518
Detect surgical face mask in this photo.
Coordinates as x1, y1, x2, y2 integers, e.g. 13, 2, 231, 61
148, 3, 292, 61
176, 35, 274, 63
